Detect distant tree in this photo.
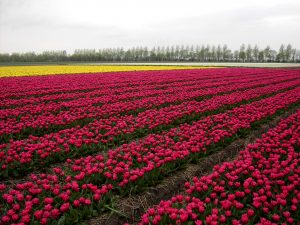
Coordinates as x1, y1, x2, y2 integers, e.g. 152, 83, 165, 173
200, 45, 205, 61
270, 50, 277, 62
246, 44, 252, 62
233, 50, 239, 62
285, 44, 293, 62
239, 44, 246, 62
184, 45, 190, 60
211, 45, 216, 61
253, 45, 259, 62
264, 46, 271, 62
277, 44, 285, 62
222, 44, 230, 61
195, 45, 200, 61
291, 48, 297, 62
175, 45, 180, 61
258, 51, 264, 62
170, 46, 175, 61
216, 45, 222, 61
0, 44, 297, 63
0, 53, 10, 62
205, 45, 210, 61
189, 45, 195, 61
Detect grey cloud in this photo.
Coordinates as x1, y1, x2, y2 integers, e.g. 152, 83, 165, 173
0, 0, 299, 53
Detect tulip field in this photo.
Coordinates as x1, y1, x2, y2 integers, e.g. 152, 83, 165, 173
138, 110, 300, 225
0, 66, 300, 225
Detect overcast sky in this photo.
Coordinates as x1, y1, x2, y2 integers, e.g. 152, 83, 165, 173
0, 0, 299, 53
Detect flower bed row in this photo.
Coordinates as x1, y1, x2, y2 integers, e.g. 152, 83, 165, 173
0, 68, 231, 99
0, 68, 271, 108
1, 74, 298, 140
3, 68, 286, 117
1, 80, 299, 178
137, 110, 300, 225
1, 70, 280, 117
1, 87, 299, 224
0, 68, 274, 99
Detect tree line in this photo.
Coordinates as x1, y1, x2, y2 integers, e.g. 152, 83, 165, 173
0, 44, 298, 63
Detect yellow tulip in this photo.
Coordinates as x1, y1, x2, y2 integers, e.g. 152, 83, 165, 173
0, 65, 218, 78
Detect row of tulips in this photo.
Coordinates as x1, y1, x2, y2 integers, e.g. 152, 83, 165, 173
1, 70, 285, 116
1, 87, 299, 224
1, 79, 300, 178
0, 72, 230, 108
137, 109, 300, 225
0, 68, 278, 99
1, 74, 299, 140
0, 68, 276, 108
0, 68, 244, 99
0, 68, 223, 98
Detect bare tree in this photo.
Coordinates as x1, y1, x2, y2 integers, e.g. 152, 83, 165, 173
222, 44, 230, 61
246, 44, 252, 62
233, 50, 239, 62
239, 44, 246, 62
216, 45, 222, 61
253, 45, 259, 62
277, 44, 285, 62
264, 46, 271, 62
285, 44, 293, 62
258, 51, 264, 62
291, 48, 297, 62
